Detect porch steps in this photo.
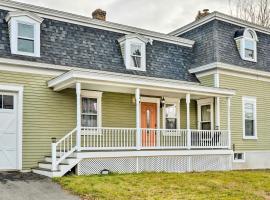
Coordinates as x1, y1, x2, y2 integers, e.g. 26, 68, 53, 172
32, 155, 81, 178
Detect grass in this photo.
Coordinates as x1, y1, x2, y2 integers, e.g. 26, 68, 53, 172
54, 170, 270, 200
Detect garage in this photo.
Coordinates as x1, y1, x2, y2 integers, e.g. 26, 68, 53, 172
0, 92, 18, 170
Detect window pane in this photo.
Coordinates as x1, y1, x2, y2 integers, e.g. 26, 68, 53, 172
130, 44, 142, 68
0, 95, 2, 109
166, 118, 176, 129
201, 105, 211, 121
201, 122, 211, 130
245, 119, 254, 136
82, 98, 97, 114
131, 44, 142, 56
245, 103, 254, 120
18, 23, 34, 39
166, 104, 176, 118
18, 38, 34, 53
3, 95, 14, 109
146, 109, 151, 129
245, 49, 254, 59
82, 115, 97, 127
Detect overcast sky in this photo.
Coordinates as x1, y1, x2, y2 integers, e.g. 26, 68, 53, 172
16, 0, 230, 33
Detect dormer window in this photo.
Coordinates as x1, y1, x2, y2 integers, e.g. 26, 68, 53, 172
235, 28, 258, 62
118, 34, 150, 71
5, 11, 43, 57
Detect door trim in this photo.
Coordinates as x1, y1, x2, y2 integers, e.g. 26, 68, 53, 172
0, 84, 23, 170
197, 98, 214, 130
141, 97, 160, 129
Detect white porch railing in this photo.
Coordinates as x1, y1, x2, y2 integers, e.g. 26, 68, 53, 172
51, 128, 77, 171
51, 127, 230, 171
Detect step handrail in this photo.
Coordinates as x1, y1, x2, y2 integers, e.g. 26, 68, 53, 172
51, 128, 77, 171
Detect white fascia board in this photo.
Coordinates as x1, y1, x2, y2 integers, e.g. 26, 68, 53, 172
189, 62, 270, 81
48, 70, 235, 97
5, 10, 43, 23
0, 0, 194, 47
169, 11, 270, 37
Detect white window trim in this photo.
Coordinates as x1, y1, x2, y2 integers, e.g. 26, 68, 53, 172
81, 90, 102, 128
233, 152, 246, 163
197, 98, 214, 130
242, 96, 257, 140
162, 97, 180, 129
6, 12, 43, 57
141, 97, 160, 129
235, 28, 258, 63
0, 84, 23, 171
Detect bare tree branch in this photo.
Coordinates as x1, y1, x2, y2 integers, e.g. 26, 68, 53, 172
229, 0, 270, 27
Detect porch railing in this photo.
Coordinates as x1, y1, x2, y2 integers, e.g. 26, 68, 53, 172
80, 127, 230, 150
51, 127, 230, 171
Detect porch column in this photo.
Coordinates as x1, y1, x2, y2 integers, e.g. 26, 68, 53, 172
227, 97, 231, 149
214, 73, 220, 130
135, 88, 141, 150
186, 93, 191, 149
76, 82, 81, 151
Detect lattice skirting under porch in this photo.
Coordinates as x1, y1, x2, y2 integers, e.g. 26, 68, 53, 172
77, 154, 232, 175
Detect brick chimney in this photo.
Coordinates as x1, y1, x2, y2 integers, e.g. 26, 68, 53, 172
195, 9, 210, 21
92, 9, 106, 21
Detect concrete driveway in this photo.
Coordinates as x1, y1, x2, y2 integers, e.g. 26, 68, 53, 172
0, 172, 80, 200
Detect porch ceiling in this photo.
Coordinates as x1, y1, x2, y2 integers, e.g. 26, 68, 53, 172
48, 70, 235, 98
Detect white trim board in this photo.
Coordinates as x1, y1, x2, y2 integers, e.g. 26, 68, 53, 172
169, 11, 270, 37
0, 83, 23, 171
191, 62, 270, 83
0, 0, 194, 47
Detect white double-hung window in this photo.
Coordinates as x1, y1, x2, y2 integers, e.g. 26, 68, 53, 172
5, 11, 43, 57
81, 91, 102, 127
235, 28, 258, 62
118, 34, 149, 71
242, 97, 257, 139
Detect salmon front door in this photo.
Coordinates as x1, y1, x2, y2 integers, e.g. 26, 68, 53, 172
141, 102, 157, 147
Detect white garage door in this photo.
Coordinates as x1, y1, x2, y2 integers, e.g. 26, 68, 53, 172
0, 93, 18, 170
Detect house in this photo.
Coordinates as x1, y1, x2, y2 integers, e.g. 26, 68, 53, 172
0, 0, 268, 178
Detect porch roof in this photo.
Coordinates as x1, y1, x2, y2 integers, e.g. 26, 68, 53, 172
48, 70, 235, 98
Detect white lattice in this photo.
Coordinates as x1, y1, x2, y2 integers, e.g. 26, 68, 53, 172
77, 155, 232, 175
78, 157, 137, 175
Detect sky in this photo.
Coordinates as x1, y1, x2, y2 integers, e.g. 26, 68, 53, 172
16, 0, 231, 33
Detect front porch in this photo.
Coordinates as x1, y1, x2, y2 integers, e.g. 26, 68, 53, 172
36, 70, 235, 176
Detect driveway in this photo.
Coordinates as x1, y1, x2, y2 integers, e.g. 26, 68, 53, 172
0, 172, 80, 200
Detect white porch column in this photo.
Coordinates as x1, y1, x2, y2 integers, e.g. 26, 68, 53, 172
186, 93, 191, 149
76, 82, 81, 151
214, 73, 220, 130
227, 97, 231, 149
135, 88, 141, 150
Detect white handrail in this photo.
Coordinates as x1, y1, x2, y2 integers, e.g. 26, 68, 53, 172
51, 128, 77, 171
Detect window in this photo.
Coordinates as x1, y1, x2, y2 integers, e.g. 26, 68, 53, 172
165, 104, 177, 129
81, 91, 102, 127
235, 28, 258, 62
130, 44, 142, 68
118, 34, 149, 71
242, 97, 257, 139
18, 23, 35, 53
197, 98, 213, 130
5, 11, 43, 57
0, 95, 14, 110
233, 153, 245, 162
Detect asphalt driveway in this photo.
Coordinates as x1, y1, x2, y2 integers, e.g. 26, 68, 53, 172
0, 172, 80, 200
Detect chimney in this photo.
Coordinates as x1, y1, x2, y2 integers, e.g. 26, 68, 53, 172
92, 9, 106, 21
195, 9, 210, 21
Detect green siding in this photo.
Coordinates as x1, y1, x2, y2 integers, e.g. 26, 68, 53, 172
198, 75, 215, 87
102, 93, 136, 128
220, 74, 270, 151
180, 99, 197, 129
0, 71, 76, 170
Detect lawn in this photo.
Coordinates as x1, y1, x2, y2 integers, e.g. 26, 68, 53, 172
54, 170, 270, 200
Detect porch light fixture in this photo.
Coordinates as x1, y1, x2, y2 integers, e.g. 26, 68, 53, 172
160, 97, 165, 108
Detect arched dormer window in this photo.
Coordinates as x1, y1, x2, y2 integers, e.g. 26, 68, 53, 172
235, 28, 258, 62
